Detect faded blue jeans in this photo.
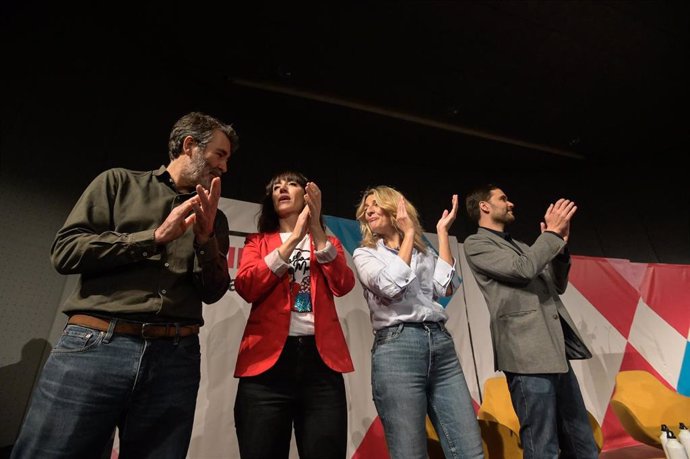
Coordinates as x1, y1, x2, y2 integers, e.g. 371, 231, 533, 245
371, 321, 484, 459
505, 362, 599, 459
11, 323, 201, 459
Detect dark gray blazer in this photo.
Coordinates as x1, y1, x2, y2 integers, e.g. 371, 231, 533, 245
463, 227, 591, 374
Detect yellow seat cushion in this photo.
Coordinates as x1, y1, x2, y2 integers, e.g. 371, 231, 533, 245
610, 370, 690, 448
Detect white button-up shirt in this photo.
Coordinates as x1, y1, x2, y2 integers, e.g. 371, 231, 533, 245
353, 239, 460, 331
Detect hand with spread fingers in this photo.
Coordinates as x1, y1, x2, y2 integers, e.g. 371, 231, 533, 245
193, 177, 222, 245
154, 196, 199, 245
22, 112, 237, 459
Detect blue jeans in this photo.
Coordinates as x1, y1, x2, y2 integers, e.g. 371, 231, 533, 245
11, 324, 201, 459
371, 322, 484, 459
505, 363, 599, 459
234, 335, 347, 459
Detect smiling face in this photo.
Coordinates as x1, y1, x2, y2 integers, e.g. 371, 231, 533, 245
484, 188, 515, 225
184, 129, 232, 189
362, 193, 394, 237
271, 177, 306, 218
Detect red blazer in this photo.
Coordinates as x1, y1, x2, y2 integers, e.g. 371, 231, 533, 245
233, 232, 355, 377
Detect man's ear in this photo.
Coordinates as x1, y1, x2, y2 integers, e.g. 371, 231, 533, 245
479, 201, 490, 213
182, 136, 195, 157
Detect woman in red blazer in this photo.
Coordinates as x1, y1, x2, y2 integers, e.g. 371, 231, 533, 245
233, 170, 355, 459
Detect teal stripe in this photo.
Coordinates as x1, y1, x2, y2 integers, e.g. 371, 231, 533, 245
678, 341, 690, 396
324, 215, 362, 256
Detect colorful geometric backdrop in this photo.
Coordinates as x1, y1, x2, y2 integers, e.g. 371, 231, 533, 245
122, 198, 689, 458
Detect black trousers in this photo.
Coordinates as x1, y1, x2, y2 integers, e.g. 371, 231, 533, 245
234, 336, 347, 459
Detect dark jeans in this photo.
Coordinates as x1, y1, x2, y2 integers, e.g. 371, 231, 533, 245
11, 324, 201, 459
234, 335, 347, 459
505, 362, 599, 459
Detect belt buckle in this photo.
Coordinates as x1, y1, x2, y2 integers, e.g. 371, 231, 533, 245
141, 322, 162, 339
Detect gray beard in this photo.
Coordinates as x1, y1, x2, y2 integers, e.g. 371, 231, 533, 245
184, 154, 210, 190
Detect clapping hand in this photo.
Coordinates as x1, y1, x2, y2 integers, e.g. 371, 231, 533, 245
436, 194, 458, 235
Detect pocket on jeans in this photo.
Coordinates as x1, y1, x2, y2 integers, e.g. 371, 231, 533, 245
177, 337, 201, 360
372, 326, 401, 349
53, 325, 104, 353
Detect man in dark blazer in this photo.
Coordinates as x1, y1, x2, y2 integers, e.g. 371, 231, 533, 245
463, 184, 598, 459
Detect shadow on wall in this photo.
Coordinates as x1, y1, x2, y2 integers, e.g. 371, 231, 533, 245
0, 338, 52, 455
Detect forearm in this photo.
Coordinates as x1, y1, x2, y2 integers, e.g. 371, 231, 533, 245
310, 225, 328, 251
51, 227, 158, 274
437, 230, 453, 266
194, 237, 230, 303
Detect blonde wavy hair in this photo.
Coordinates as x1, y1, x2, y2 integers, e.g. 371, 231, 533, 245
355, 186, 427, 252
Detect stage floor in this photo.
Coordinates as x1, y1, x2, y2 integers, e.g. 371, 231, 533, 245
600, 443, 665, 459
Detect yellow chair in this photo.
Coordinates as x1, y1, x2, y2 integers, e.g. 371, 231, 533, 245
477, 375, 604, 458
426, 413, 519, 458
610, 370, 690, 448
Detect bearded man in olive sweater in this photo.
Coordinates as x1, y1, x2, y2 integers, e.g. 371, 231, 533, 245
12, 112, 238, 459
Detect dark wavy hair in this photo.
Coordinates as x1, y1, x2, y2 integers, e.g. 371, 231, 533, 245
168, 112, 239, 160
257, 170, 325, 233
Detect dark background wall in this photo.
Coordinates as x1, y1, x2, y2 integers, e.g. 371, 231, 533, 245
1, 0, 688, 453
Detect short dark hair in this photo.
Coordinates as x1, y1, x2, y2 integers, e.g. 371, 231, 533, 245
465, 184, 500, 223
168, 112, 239, 161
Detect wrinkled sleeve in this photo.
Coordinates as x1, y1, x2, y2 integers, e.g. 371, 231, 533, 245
550, 250, 571, 294
193, 211, 231, 304
353, 247, 415, 301
316, 237, 355, 297
51, 169, 159, 275
234, 234, 284, 304
463, 232, 565, 286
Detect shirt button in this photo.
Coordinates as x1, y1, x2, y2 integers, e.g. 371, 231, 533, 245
200, 250, 205, 255
164, 262, 170, 267
142, 251, 148, 257
553, 314, 559, 320
161, 289, 167, 294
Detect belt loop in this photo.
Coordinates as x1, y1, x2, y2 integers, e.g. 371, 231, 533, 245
396, 322, 405, 334
174, 323, 180, 345
103, 318, 117, 343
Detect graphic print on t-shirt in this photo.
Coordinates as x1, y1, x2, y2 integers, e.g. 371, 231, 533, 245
288, 247, 312, 313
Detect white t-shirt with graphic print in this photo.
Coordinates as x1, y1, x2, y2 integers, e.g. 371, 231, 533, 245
280, 233, 315, 336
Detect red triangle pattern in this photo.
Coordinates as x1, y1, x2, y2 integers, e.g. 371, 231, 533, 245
569, 256, 640, 337
601, 343, 673, 451
641, 264, 690, 337
352, 417, 389, 459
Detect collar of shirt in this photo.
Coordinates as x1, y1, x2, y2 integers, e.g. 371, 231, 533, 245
155, 166, 198, 197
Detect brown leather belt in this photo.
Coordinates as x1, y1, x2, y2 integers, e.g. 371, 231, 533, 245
67, 314, 200, 339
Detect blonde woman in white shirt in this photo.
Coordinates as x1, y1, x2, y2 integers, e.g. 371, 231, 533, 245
352, 186, 483, 459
